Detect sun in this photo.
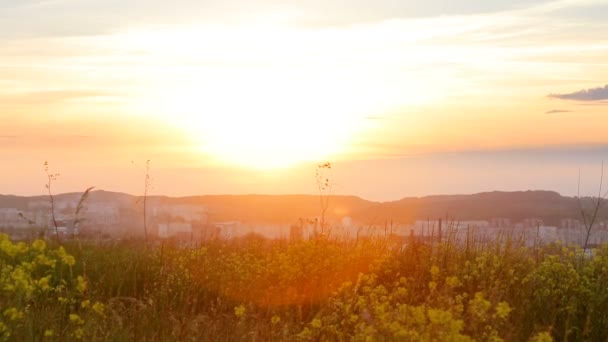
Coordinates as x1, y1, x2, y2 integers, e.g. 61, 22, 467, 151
139, 70, 369, 169
121, 24, 436, 169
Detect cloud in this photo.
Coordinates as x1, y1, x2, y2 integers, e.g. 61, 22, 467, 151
0, 0, 556, 39
544, 109, 573, 114
577, 100, 608, 106
549, 84, 608, 101
0, 90, 116, 106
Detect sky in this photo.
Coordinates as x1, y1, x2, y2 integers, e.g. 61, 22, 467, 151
1, 0, 608, 201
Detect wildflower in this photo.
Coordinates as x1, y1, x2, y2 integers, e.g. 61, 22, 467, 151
495, 302, 512, 320
3, 307, 24, 321
36, 254, 56, 268
76, 276, 87, 293
430, 265, 440, 277
73, 328, 84, 339
1, 238, 16, 256
44, 329, 54, 337
271, 315, 281, 325
234, 305, 246, 318
81, 300, 90, 308
298, 327, 312, 339
92, 302, 105, 315
57, 247, 76, 266
446, 276, 460, 288
15, 242, 28, 254
20, 261, 33, 271
0, 322, 9, 336
32, 239, 46, 251
311, 318, 322, 329
10, 268, 34, 297
37, 275, 51, 291
69, 313, 84, 325
63, 255, 76, 267
531, 331, 553, 342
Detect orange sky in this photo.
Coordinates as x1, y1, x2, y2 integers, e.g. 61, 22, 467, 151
2, 0, 608, 199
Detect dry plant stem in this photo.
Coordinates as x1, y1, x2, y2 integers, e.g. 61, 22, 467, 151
315, 162, 332, 236
44, 161, 60, 243
143, 160, 151, 243
73, 186, 94, 229
73, 186, 94, 246
577, 161, 608, 251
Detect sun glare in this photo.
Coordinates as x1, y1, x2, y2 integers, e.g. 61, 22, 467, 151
123, 24, 437, 169
142, 71, 370, 169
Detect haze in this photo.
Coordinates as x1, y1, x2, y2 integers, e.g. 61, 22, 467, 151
2, 0, 608, 200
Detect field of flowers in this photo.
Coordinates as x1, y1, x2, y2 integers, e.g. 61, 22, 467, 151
1, 232, 608, 341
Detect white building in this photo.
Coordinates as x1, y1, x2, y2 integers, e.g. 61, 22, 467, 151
158, 222, 193, 238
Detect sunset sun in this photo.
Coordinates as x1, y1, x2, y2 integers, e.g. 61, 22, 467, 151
120, 25, 438, 169
139, 72, 370, 168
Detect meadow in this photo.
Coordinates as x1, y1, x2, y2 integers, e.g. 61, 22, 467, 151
1, 232, 607, 341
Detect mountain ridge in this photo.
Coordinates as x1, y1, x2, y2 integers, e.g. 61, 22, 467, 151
1, 190, 604, 226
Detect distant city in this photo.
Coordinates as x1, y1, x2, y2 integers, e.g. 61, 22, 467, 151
1, 190, 607, 247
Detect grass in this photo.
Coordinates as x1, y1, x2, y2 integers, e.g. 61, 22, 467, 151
1, 232, 608, 341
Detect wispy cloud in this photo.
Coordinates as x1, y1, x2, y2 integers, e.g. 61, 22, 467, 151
0, 90, 116, 106
577, 100, 608, 106
549, 84, 608, 101
545, 109, 573, 114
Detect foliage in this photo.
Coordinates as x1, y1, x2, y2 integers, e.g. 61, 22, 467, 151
0, 234, 104, 341
1, 233, 608, 340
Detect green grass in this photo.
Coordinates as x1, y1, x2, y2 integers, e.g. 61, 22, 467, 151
2, 233, 608, 341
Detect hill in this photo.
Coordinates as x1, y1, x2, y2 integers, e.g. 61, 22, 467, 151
0, 190, 604, 225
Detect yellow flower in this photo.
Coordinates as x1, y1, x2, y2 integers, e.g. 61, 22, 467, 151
92, 302, 105, 315
44, 329, 54, 337
271, 315, 281, 325
20, 261, 33, 271
15, 242, 28, 254
36, 254, 56, 268
81, 300, 90, 308
430, 265, 440, 277
37, 276, 51, 291
311, 318, 322, 329
69, 313, 84, 325
234, 305, 246, 318
73, 328, 84, 339
3, 307, 24, 321
76, 276, 87, 293
63, 255, 76, 267
496, 302, 512, 320
57, 247, 76, 266
32, 239, 46, 251
446, 276, 460, 288
0, 321, 9, 336
531, 331, 553, 342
